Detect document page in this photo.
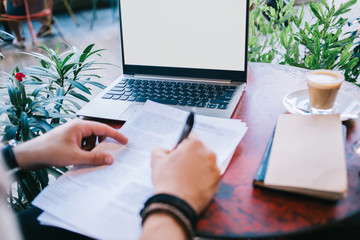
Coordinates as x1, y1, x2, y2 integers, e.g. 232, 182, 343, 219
33, 101, 247, 239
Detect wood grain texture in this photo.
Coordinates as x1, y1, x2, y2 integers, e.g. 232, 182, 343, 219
196, 62, 360, 239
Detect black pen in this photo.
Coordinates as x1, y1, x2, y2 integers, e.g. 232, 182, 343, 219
175, 111, 194, 148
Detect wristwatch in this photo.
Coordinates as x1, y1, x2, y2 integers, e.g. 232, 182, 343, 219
2, 139, 20, 171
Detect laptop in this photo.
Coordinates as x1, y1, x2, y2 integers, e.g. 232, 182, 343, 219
77, 0, 250, 121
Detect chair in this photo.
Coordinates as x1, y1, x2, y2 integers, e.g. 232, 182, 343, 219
54, 0, 79, 26
90, 0, 118, 30
0, 0, 64, 44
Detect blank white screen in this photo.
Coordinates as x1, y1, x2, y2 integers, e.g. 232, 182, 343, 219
120, 0, 247, 71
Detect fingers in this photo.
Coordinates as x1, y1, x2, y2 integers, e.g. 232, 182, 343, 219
85, 121, 128, 144
66, 120, 128, 166
78, 150, 114, 166
176, 133, 203, 153
177, 132, 200, 149
171, 132, 198, 150
69, 119, 128, 144
178, 135, 220, 172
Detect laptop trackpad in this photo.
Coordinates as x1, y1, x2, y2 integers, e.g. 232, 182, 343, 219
119, 103, 144, 121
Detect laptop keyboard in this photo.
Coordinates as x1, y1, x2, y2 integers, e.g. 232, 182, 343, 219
101, 79, 237, 110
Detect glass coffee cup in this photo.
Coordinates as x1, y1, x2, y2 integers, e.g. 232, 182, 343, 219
306, 70, 344, 114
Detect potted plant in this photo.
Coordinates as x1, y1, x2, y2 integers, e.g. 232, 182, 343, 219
0, 42, 108, 211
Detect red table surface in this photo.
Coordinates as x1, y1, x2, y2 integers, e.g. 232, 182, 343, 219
196, 63, 360, 239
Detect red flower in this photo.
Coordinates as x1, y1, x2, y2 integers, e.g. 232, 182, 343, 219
15, 72, 25, 82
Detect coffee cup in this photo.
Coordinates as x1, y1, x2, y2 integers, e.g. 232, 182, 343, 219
306, 70, 344, 114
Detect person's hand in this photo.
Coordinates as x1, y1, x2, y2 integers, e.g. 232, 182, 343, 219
151, 134, 221, 215
13, 119, 128, 169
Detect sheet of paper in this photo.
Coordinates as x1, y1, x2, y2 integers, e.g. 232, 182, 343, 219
38, 212, 91, 237
33, 101, 247, 239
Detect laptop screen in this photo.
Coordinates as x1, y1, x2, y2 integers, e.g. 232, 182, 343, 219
119, 0, 249, 82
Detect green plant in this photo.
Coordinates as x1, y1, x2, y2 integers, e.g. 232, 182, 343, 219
1, 70, 51, 141
0, 42, 107, 212
23, 42, 107, 124
0, 71, 68, 212
281, 0, 359, 82
248, 0, 297, 63
348, 17, 360, 83
249, 0, 360, 83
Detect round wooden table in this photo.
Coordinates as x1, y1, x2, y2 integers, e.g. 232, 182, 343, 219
196, 62, 360, 239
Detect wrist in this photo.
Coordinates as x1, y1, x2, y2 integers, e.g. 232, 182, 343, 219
141, 213, 186, 240
140, 194, 197, 240
2, 140, 19, 170
13, 139, 47, 169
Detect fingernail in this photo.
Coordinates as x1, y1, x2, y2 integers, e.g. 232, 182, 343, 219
105, 156, 113, 164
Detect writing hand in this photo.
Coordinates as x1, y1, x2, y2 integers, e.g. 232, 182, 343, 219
151, 133, 220, 215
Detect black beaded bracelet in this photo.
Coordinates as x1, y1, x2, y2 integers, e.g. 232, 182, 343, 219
140, 193, 198, 230
2, 144, 19, 170
140, 202, 194, 240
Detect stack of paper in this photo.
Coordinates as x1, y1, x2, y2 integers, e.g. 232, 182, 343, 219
33, 101, 248, 239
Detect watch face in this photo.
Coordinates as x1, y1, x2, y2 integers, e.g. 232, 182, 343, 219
8, 139, 17, 147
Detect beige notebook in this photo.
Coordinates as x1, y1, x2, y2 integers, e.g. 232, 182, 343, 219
259, 114, 347, 200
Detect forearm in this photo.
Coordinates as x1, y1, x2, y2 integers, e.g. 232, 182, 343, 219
1, 140, 44, 171
140, 213, 186, 240
12, 138, 52, 170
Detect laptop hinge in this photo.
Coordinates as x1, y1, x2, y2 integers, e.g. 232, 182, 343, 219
131, 74, 232, 85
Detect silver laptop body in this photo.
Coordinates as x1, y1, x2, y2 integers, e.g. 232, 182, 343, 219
77, 0, 250, 121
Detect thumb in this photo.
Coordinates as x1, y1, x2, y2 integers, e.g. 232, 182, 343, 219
78, 151, 114, 166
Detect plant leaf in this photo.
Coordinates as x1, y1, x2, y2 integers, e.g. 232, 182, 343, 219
0, 105, 12, 115
31, 117, 53, 131
82, 80, 106, 89
35, 169, 49, 189
68, 91, 90, 102
2, 126, 18, 141
310, 1, 323, 22
68, 80, 91, 94
47, 166, 66, 178
55, 42, 61, 55
60, 53, 75, 68
20, 112, 30, 141
7, 82, 20, 107
334, 0, 356, 16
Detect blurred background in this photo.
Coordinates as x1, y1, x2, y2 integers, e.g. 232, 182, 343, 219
0, 0, 122, 96
1, 0, 359, 97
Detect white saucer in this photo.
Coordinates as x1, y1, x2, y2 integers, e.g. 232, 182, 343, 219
283, 89, 360, 120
